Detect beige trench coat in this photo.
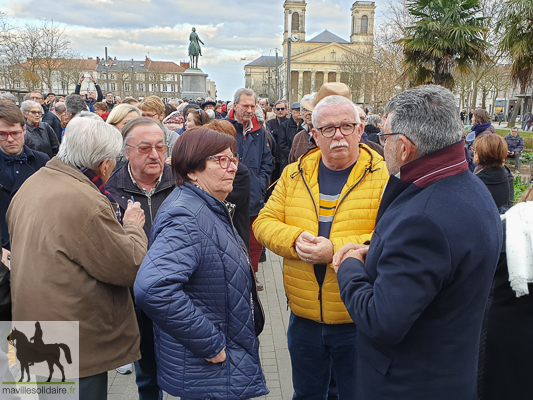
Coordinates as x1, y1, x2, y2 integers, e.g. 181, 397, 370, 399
7, 157, 148, 377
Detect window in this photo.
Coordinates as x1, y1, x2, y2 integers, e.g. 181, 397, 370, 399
138, 83, 144, 92
162, 84, 168, 92
110, 83, 116, 91
110, 74, 116, 80
170, 84, 175, 92
124, 83, 130, 91
361, 16, 368, 34
291, 12, 299, 31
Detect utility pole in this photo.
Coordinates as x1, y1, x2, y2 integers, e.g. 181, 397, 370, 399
286, 37, 291, 104
131, 58, 135, 99
105, 47, 109, 92
267, 63, 271, 103
275, 49, 279, 101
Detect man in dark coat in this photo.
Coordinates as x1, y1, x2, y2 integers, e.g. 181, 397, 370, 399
0, 102, 49, 321
504, 127, 525, 173
225, 88, 273, 287
105, 117, 174, 398
75, 74, 103, 112
279, 102, 303, 169
266, 100, 290, 182
334, 84, 502, 400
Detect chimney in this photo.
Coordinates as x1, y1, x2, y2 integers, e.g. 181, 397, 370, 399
96, 56, 100, 64
88, 57, 93, 60
180, 61, 190, 69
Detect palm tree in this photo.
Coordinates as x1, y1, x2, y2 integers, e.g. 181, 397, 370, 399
496, 0, 533, 128
399, 0, 490, 90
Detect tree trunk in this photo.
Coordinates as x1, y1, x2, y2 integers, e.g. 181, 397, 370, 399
471, 81, 479, 110
507, 96, 522, 128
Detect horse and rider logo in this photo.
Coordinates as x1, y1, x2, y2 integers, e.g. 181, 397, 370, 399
7, 322, 72, 382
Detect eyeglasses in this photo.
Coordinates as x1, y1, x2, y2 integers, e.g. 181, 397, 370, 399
28, 111, 42, 116
238, 104, 256, 111
377, 132, 417, 147
142, 112, 157, 118
0, 131, 23, 141
29, 97, 42, 101
302, 109, 312, 114
317, 123, 358, 138
275, 107, 286, 111
206, 155, 239, 170
126, 143, 167, 154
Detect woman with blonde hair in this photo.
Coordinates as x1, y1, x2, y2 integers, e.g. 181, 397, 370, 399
106, 104, 141, 135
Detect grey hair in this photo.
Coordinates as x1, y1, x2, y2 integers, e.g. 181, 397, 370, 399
228, 102, 234, 108
300, 93, 315, 113
234, 88, 256, 104
367, 115, 381, 127
275, 99, 288, 108
384, 84, 462, 157
205, 109, 216, 121
0, 93, 16, 103
254, 107, 265, 123
20, 100, 42, 114
65, 94, 88, 115
57, 117, 123, 169
54, 103, 66, 113
73, 111, 102, 121
312, 95, 360, 128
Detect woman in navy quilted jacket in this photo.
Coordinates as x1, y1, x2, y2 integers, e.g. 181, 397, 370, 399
134, 128, 268, 400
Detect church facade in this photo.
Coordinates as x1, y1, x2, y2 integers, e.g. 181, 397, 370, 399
245, 0, 376, 105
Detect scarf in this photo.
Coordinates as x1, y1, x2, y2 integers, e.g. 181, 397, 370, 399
80, 168, 121, 222
471, 122, 491, 136
2, 152, 27, 165
504, 201, 533, 297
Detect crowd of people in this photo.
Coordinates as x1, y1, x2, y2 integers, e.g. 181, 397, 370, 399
0, 76, 531, 400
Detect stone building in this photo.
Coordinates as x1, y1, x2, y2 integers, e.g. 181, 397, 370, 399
245, 0, 377, 105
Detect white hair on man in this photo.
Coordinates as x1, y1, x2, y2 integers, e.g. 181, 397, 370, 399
57, 117, 123, 170
205, 109, 216, 121
312, 95, 360, 128
74, 111, 102, 121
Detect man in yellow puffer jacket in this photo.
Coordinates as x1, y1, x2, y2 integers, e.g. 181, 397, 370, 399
253, 94, 388, 400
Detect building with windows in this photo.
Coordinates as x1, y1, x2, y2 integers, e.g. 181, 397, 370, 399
94, 56, 186, 101
245, 0, 377, 105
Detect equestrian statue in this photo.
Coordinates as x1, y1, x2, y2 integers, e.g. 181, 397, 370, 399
188, 27, 204, 69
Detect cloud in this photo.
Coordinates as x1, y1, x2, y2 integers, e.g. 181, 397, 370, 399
0, 0, 390, 98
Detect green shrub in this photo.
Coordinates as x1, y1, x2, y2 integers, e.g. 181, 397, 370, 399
522, 152, 533, 163
514, 176, 530, 204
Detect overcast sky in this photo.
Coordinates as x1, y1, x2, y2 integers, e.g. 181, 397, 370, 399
0, 0, 390, 99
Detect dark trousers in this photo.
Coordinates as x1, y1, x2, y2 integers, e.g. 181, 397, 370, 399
507, 152, 522, 172
287, 313, 357, 400
249, 216, 262, 273
134, 308, 162, 400
38, 372, 107, 400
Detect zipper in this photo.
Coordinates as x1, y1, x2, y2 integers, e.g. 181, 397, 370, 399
318, 285, 324, 322
147, 195, 153, 225
299, 165, 319, 221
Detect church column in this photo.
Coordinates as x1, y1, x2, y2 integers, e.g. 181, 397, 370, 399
298, 70, 304, 102
311, 71, 316, 93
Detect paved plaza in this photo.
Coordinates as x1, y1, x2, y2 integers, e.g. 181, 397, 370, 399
107, 250, 293, 400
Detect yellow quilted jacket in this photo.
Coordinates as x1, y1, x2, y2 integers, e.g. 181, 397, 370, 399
253, 144, 389, 324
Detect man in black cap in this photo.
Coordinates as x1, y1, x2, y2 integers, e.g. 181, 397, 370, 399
201, 97, 221, 119
279, 102, 303, 169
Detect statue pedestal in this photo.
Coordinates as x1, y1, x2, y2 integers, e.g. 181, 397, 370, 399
181, 68, 208, 100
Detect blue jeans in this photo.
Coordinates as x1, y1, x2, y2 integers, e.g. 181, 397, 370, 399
287, 313, 357, 400
135, 308, 163, 400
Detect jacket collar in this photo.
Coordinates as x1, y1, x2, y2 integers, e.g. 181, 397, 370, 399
228, 109, 262, 133
111, 162, 174, 195
295, 143, 382, 184
183, 182, 232, 222
44, 157, 103, 195
399, 141, 468, 187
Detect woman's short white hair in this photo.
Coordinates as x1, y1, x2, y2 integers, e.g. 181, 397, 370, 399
57, 117, 123, 170
20, 100, 42, 114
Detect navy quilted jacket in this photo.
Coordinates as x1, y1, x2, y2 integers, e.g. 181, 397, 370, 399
134, 183, 268, 399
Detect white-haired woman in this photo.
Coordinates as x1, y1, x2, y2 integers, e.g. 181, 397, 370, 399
6, 117, 148, 400
20, 100, 59, 158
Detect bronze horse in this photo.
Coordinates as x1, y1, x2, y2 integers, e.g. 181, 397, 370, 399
188, 27, 204, 69
8, 327, 72, 382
